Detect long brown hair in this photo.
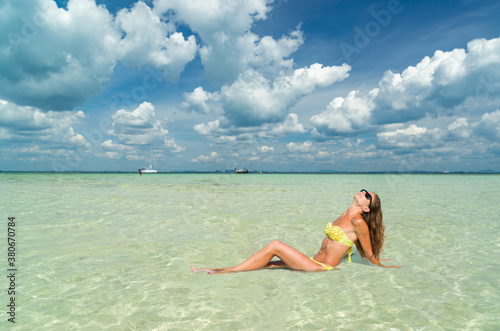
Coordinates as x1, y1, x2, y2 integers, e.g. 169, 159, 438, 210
356, 193, 385, 260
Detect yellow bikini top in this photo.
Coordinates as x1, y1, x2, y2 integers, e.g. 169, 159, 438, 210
324, 223, 354, 262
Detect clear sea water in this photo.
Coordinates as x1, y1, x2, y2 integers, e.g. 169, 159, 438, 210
1, 173, 499, 330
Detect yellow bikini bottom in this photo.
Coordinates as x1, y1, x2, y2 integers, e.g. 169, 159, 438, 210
310, 257, 334, 271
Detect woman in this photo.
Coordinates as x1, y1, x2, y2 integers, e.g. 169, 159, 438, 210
191, 190, 402, 274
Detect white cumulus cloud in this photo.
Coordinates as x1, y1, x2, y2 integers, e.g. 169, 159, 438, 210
474, 110, 500, 139
0, 0, 200, 111
109, 102, 183, 152
0, 99, 88, 147
191, 151, 220, 163
311, 89, 377, 135
220, 63, 351, 126
311, 37, 500, 137
259, 146, 274, 153
0, 0, 121, 111
447, 117, 470, 138
116, 1, 198, 81
377, 124, 443, 150
154, 0, 275, 83
271, 113, 305, 136
181, 87, 220, 114
286, 141, 313, 153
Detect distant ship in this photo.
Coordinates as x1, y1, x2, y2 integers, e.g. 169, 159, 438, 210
139, 151, 158, 174
235, 168, 249, 174
139, 164, 157, 174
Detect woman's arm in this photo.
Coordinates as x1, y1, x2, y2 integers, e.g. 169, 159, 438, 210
352, 219, 403, 268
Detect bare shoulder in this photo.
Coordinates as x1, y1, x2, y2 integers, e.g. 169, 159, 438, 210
351, 218, 366, 227
351, 217, 368, 234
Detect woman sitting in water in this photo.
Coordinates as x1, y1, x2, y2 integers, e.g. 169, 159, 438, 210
191, 190, 402, 274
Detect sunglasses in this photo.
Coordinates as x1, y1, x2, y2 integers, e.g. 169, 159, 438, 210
360, 189, 372, 209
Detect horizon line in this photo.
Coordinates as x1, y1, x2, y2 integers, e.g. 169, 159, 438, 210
1, 170, 499, 175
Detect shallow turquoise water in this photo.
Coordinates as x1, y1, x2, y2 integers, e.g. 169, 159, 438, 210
1, 173, 499, 330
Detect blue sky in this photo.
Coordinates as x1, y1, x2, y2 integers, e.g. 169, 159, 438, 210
1, 0, 500, 172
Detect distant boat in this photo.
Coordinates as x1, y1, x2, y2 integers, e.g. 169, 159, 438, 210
139, 151, 158, 174
140, 165, 157, 174
235, 168, 249, 174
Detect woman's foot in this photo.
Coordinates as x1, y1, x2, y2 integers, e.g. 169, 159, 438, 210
191, 265, 210, 273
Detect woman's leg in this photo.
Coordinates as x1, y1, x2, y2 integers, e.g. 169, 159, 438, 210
191, 240, 325, 274
190, 261, 285, 273
264, 260, 286, 268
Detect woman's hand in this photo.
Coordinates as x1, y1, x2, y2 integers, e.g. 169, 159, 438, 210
371, 257, 403, 268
